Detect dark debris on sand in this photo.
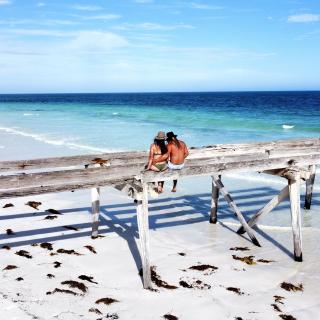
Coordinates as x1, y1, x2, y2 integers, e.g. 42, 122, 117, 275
226, 287, 244, 295
279, 314, 297, 320
40, 242, 53, 251
61, 280, 88, 293
271, 303, 282, 312
232, 255, 256, 265
100, 313, 119, 320
274, 295, 285, 305
257, 259, 275, 263
57, 249, 81, 255
2, 245, 11, 250
188, 264, 218, 275
44, 215, 58, 220
89, 308, 102, 315
6, 228, 14, 235
150, 266, 178, 289
2, 203, 14, 208
179, 279, 211, 290
25, 201, 42, 210
46, 208, 62, 215
3, 265, 18, 271
280, 282, 303, 292
47, 288, 78, 296
53, 261, 62, 268
63, 225, 79, 231
79, 275, 98, 284
91, 158, 109, 166
15, 250, 32, 259
164, 313, 178, 320
84, 245, 97, 254
15, 277, 24, 281
95, 298, 119, 305
230, 247, 250, 251
47, 274, 55, 279
177, 252, 186, 256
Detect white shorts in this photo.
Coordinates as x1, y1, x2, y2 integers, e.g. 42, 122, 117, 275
168, 161, 185, 170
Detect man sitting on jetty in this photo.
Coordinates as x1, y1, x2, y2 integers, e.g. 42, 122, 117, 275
154, 131, 189, 192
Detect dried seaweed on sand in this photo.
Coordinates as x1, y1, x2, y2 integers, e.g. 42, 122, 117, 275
95, 297, 119, 305
47, 288, 78, 296
179, 279, 211, 290
2, 245, 11, 250
78, 275, 98, 284
230, 247, 250, 251
150, 266, 178, 289
53, 261, 62, 268
226, 287, 244, 295
40, 242, 53, 251
15, 277, 24, 281
63, 225, 79, 231
232, 255, 256, 265
279, 315, 297, 320
44, 215, 58, 220
47, 274, 55, 279
271, 304, 282, 312
177, 252, 186, 256
25, 201, 41, 210
188, 264, 218, 274
89, 308, 102, 315
164, 314, 178, 320
3, 265, 18, 271
2, 203, 14, 208
57, 249, 81, 255
274, 296, 285, 305
15, 250, 32, 259
6, 228, 14, 235
46, 208, 62, 215
61, 280, 88, 293
280, 282, 303, 292
84, 245, 97, 254
257, 259, 275, 263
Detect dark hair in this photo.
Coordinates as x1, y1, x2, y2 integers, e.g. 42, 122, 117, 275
166, 135, 181, 148
154, 139, 167, 154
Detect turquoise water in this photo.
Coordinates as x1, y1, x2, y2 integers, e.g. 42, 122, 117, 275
0, 92, 319, 153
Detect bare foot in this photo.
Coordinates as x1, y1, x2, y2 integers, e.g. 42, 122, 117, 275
158, 186, 163, 193
171, 187, 177, 193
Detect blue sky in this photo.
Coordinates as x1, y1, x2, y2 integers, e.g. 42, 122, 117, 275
0, 0, 319, 93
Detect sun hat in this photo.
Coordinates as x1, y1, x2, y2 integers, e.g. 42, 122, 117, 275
166, 131, 177, 139
155, 131, 166, 140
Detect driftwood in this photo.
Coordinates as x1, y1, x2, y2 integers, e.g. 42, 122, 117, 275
0, 137, 319, 288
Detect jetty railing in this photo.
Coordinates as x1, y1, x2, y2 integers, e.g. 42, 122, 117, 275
0, 138, 319, 288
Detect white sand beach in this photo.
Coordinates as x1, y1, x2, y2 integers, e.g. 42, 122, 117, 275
1, 131, 320, 320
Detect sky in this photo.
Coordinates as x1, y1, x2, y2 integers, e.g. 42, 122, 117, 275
0, 0, 319, 93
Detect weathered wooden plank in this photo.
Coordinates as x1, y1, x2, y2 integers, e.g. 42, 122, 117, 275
136, 183, 152, 289
141, 153, 320, 183
237, 185, 289, 234
91, 187, 100, 239
210, 175, 220, 224
262, 168, 311, 181
212, 176, 261, 247
304, 165, 316, 210
288, 172, 303, 262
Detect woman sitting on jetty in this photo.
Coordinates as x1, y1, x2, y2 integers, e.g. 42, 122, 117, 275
147, 131, 168, 193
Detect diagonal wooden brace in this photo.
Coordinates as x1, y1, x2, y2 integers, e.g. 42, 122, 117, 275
212, 175, 261, 247
237, 185, 289, 234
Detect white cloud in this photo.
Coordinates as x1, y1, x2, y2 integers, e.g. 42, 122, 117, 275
190, 2, 224, 10
134, 0, 153, 3
84, 14, 121, 21
288, 14, 320, 23
72, 5, 103, 11
115, 22, 194, 31
0, 0, 11, 5
37, 2, 45, 7
2, 28, 74, 37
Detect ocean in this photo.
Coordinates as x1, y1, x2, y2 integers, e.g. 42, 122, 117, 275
0, 91, 319, 154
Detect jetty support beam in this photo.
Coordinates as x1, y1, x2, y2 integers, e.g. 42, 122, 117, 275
210, 175, 220, 224
136, 183, 152, 289
288, 171, 303, 262
91, 186, 100, 239
304, 164, 316, 210
237, 185, 289, 234
212, 175, 261, 247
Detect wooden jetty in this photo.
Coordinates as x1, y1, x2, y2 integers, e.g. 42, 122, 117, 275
0, 138, 319, 289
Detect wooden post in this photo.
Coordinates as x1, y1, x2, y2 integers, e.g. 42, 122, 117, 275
237, 185, 289, 234
91, 186, 100, 238
304, 164, 316, 210
288, 171, 303, 262
136, 183, 152, 289
212, 176, 261, 247
210, 175, 220, 224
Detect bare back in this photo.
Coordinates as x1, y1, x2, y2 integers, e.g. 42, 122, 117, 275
167, 139, 189, 165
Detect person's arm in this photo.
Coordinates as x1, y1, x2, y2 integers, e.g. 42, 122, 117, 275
153, 144, 170, 163
147, 145, 154, 170
183, 142, 189, 159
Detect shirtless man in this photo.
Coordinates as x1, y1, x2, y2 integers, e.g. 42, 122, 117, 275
154, 131, 189, 192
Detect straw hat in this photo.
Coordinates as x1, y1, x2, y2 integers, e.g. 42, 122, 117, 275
155, 131, 166, 140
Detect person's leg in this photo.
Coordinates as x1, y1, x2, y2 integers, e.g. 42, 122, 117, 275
172, 179, 177, 192
158, 181, 164, 193
149, 165, 160, 172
